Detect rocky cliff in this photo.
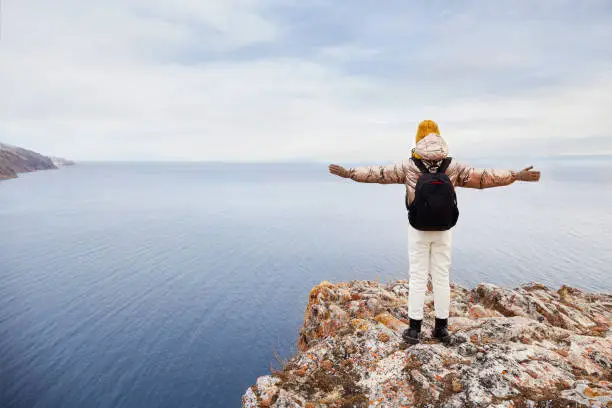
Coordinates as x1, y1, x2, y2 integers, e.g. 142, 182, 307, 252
0, 161, 18, 179
243, 281, 611, 408
0, 143, 73, 180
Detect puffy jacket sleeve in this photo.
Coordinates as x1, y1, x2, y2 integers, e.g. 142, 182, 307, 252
452, 162, 516, 189
347, 162, 408, 184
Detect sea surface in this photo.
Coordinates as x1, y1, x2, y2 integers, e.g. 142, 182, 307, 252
1, 159, 611, 407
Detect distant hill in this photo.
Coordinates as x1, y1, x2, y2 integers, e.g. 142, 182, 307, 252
49, 156, 76, 167
0, 143, 74, 180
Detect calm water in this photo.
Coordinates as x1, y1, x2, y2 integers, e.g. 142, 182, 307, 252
1, 159, 611, 407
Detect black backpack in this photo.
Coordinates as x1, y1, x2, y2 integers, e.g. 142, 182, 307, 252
406, 157, 459, 231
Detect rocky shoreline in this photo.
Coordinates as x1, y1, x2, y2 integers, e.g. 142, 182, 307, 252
0, 142, 73, 180
243, 280, 611, 407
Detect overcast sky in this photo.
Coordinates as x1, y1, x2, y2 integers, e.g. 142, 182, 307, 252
0, 1, 611, 161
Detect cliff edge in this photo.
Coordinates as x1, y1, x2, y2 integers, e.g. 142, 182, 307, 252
243, 280, 611, 407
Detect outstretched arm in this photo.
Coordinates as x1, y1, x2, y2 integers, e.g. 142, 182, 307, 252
454, 163, 541, 189
328, 163, 407, 184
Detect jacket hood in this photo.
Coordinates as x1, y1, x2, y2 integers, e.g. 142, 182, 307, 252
414, 133, 449, 161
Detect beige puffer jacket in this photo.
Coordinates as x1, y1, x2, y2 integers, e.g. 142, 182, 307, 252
348, 133, 516, 204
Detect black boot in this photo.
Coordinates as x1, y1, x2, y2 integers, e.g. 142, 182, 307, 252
433, 318, 451, 344
402, 319, 422, 345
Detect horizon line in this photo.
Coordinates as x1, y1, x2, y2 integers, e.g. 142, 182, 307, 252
68, 153, 612, 164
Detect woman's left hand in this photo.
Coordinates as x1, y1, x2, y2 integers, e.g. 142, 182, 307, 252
515, 166, 541, 182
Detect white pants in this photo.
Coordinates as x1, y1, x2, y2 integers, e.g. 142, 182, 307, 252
408, 226, 453, 320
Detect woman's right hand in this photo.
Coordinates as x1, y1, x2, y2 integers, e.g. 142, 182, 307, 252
329, 164, 350, 178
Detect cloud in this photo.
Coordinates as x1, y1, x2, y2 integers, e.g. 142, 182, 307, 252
0, 1, 610, 161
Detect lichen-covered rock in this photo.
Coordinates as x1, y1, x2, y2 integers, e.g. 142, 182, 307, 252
243, 281, 611, 407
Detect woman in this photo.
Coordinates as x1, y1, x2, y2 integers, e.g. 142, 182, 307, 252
328, 120, 541, 345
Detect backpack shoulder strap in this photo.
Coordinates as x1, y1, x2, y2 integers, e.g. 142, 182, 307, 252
412, 158, 429, 174
437, 157, 452, 174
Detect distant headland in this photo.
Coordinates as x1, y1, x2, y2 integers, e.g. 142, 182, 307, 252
0, 142, 74, 180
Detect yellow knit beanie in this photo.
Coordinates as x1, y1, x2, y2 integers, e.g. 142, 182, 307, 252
416, 120, 440, 143
413, 120, 440, 159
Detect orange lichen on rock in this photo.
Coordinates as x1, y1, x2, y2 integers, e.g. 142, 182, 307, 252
374, 313, 407, 332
